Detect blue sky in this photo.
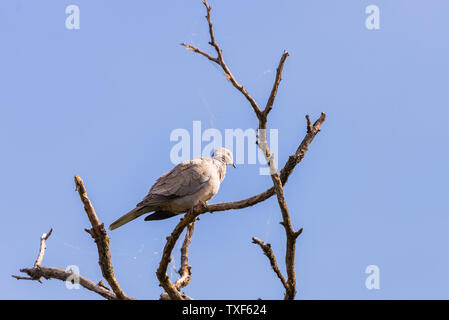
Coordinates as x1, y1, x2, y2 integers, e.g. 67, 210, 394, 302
1, 0, 449, 299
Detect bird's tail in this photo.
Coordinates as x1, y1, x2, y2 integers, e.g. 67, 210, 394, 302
109, 207, 149, 230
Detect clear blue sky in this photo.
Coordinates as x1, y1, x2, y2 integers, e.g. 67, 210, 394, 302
2, 0, 449, 299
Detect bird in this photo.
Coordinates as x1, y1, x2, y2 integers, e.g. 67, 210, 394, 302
109, 147, 235, 230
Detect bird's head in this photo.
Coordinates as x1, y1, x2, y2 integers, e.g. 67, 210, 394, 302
212, 147, 236, 168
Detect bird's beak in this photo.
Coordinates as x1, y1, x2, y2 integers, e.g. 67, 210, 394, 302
232, 163, 236, 168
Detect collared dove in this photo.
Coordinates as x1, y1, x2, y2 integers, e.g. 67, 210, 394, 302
109, 147, 235, 230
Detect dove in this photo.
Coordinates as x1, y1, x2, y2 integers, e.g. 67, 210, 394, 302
109, 147, 235, 230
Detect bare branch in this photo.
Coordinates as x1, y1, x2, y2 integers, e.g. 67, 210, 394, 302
12, 228, 53, 283
263, 50, 290, 120
11, 275, 35, 281
257, 136, 299, 299
159, 219, 197, 300
252, 237, 288, 290
182, 0, 263, 118
279, 112, 326, 185
181, 43, 219, 63
74, 175, 131, 300
175, 220, 196, 291
294, 228, 303, 239
17, 266, 117, 300
306, 115, 313, 133
156, 210, 200, 300
12, 229, 117, 300
34, 228, 53, 268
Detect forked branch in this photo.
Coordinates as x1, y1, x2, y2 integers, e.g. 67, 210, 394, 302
12, 228, 118, 300
156, 210, 201, 300
13, 177, 132, 300
160, 219, 197, 300
180, 0, 326, 300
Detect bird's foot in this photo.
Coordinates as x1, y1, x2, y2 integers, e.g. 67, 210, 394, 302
194, 200, 208, 212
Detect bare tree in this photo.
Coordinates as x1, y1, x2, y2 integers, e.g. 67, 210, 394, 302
13, 0, 325, 300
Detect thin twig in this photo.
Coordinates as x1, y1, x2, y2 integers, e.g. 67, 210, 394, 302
252, 237, 288, 290
181, 43, 219, 63
34, 228, 53, 268
263, 51, 290, 121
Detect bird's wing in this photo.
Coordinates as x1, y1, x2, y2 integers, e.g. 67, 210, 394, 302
137, 158, 212, 207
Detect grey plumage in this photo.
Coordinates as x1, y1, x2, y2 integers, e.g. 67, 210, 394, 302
109, 148, 235, 230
